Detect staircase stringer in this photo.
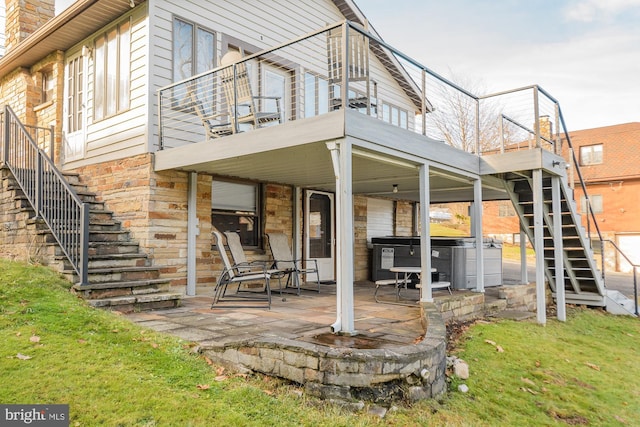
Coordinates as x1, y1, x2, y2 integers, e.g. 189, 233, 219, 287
557, 175, 606, 295
502, 175, 558, 292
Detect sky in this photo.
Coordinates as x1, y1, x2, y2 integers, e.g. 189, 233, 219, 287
360, 0, 640, 131
54, 0, 640, 132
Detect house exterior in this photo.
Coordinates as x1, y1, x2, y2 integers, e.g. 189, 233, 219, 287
1, 0, 626, 342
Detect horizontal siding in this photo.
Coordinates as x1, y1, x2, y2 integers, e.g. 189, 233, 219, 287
63, 4, 149, 168
149, 0, 418, 143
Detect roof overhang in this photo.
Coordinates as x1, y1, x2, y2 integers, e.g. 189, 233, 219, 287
0, 0, 145, 76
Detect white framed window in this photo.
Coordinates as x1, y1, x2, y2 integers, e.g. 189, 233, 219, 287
581, 194, 603, 214
172, 17, 216, 111
94, 18, 131, 121
498, 202, 516, 217
580, 144, 603, 165
304, 72, 329, 117
381, 102, 408, 129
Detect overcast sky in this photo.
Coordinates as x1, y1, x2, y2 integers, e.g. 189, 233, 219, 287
55, 0, 640, 132
361, 0, 640, 131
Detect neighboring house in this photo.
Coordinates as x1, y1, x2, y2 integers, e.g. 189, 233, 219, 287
483, 122, 640, 273
563, 123, 640, 272
0, 0, 625, 333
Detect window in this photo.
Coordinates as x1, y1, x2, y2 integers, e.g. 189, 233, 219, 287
580, 144, 603, 165
94, 19, 131, 121
172, 17, 216, 109
41, 71, 55, 103
580, 194, 603, 214
304, 72, 329, 117
212, 180, 262, 247
498, 202, 516, 217
381, 102, 408, 129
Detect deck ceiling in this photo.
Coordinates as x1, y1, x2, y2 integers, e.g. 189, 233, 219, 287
155, 113, 510, 203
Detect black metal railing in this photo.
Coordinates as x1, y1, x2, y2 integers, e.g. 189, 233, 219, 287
1, 105, 89, 285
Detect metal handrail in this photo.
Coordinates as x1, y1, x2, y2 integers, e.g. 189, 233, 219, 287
1, 105, 89, 285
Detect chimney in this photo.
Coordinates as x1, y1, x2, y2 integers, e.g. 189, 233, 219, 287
539, 115, 553, 141
4, 0, 55, 52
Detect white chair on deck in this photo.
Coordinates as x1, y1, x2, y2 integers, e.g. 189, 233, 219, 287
220, 51, 282, 132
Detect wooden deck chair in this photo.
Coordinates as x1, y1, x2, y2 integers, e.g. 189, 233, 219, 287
326, 25, 371, 113
219, 51, 282, 132
266, 232, 320, 295
188, 87, 233, 140
212, 230, 272, 309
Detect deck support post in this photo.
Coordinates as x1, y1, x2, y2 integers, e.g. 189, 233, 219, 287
471, 178, 484, 293
187, 172, 199, 296
552, 175, 566, 321
419, 163, 432, 302
532, 169, 547, 325
520, 225, 529, 283
327, 140, 355, 335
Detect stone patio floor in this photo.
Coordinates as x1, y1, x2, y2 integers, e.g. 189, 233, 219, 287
124, 282, 436, 348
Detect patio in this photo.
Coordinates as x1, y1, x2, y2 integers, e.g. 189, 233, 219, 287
125, 281, 536, 403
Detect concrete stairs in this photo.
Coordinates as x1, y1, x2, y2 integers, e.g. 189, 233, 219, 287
2, 169, 182, 313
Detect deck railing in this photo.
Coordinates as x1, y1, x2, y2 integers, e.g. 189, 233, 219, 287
1, 105, 89, 285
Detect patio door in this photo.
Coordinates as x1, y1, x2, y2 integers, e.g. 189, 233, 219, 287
63, 52, 86, 161
304, 190, 335, 282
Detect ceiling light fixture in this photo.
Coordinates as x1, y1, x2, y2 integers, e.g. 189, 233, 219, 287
392, 184, 398, 193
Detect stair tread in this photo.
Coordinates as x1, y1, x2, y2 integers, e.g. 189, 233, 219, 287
72, 278, 171, 290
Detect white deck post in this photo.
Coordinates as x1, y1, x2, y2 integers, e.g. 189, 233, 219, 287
532, 169, 547, 325
327, 140, 355, 335
552, 176, 566, 321
187, 172, 199, 296
419, 163, 432, 302
471, 179, 484, 293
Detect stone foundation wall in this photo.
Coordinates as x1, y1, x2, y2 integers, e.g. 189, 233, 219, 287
0, 168, 49, 263
202, 302, 447, 404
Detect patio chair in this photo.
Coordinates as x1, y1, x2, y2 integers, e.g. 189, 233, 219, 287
223, 231, 286, 292
219, 51, 282, 132
212, 230, 272, 309
326, 26, 371, 112
266, 232, 321, 295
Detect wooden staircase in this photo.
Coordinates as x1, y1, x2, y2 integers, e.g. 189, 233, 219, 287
2, 168, 182, 312
504, 171, 635, 315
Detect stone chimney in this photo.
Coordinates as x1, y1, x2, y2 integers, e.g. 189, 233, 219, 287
4, 0, 55, 52
539, 115, 553, 141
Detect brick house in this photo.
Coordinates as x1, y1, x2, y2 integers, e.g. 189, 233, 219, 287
1, 0, 626, 333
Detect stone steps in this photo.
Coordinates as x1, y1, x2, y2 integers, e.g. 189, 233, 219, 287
1, 166, 181, 312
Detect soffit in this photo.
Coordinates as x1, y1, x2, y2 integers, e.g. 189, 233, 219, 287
0, 0, 145, 75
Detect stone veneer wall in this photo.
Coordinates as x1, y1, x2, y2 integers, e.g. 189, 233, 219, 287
0, 168, 49, 263
202, 302, 447, 404
70, 154, 215, 289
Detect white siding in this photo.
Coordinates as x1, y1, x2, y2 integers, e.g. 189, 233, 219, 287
63, 5, 149, 169
367, 198, 394, 244
148, 0, 419, 146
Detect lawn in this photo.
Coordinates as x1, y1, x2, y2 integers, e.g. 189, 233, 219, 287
1, 259, 639, 426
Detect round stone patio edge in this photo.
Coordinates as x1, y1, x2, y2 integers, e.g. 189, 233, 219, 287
199, 302, 447, 403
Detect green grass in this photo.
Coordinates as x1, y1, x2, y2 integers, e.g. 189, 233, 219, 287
1, 259, 639, 426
